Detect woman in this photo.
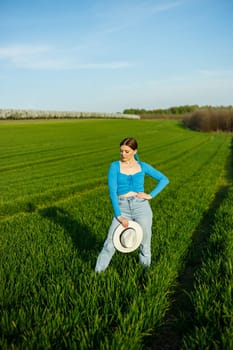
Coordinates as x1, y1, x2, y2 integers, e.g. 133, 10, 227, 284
95, 137, 169, 273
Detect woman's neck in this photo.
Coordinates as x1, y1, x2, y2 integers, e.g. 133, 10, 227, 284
120, 159, 139, 170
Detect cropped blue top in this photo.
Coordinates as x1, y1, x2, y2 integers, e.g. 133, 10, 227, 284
108, 160, 169, 217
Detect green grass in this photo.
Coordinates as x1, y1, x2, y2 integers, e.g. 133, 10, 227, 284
180, 184, 233, 350
0, 119, 232, 349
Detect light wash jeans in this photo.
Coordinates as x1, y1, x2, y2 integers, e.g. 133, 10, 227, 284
95, 196, 153, 273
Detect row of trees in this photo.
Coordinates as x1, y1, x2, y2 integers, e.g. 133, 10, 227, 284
124, 105, 233, 132
123, 104, 200, 116
183, 109, 233, 132
0, 109, 140, 120
1, 106, 233, 132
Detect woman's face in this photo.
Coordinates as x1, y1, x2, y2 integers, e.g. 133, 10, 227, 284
120, 145, 136, 162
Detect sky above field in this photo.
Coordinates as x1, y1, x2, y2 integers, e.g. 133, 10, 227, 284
0, 0, 233, 113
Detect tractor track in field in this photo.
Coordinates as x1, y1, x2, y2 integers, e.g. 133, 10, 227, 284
148, 184, 231, 350
148, 144, 233, 350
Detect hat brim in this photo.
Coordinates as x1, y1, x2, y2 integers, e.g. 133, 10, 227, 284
113, 220, 143, 253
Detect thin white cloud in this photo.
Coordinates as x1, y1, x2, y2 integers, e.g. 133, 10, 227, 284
198, 69, 233, 78
73, 61, 131, 70
91, 0, 184, 39
0, 45, 50, 58
0, 44, 131, 70
97, 1, 183, 19
150, 1, 184, 13
16, 59, 131, 70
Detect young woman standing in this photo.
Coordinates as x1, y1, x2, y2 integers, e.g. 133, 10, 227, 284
95, 137, 169, 273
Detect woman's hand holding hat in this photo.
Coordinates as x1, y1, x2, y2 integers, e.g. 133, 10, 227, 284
113, 220, 143, 253
117, 216, 129, 228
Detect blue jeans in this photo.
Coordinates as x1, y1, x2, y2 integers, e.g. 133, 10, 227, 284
95, 196, 153, 273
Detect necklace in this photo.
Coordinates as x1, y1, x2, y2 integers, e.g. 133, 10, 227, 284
122, 160, 136, 167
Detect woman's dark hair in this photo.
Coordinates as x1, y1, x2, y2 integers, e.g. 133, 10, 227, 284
120, 137, 138, 150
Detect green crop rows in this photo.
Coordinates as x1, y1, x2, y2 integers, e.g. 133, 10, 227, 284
0, 119, 232, 349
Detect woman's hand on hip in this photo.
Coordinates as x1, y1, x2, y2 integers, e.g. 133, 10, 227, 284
136, 192, 152, 200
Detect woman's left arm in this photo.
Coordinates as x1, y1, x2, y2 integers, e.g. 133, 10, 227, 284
142, 162, 169, 199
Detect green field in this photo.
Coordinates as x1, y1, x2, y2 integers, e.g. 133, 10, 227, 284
0, 119, 232, 349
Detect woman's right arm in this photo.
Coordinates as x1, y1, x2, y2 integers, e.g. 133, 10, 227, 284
108, 162, 121, 218
108, 162, 129, 227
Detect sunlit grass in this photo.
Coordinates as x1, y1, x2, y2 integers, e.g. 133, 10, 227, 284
0, 119, 232, 349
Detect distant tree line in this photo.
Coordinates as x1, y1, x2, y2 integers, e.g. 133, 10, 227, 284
183, 108, 233, 132
0, 109, 140, 120
123, 105, 200, 117
124, 105, 233, 132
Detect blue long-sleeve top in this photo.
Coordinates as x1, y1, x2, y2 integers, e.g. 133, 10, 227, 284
108, 160, 169, 217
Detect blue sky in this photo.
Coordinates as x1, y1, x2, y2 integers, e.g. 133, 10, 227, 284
0, 0, 233, 113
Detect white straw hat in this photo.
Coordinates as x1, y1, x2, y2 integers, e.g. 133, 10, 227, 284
113, 221, 143, 253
